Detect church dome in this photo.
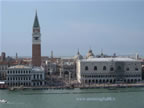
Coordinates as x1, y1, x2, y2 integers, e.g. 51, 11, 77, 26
86, 49, 95, 59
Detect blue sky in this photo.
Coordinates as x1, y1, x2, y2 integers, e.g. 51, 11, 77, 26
1, 0, 144, 57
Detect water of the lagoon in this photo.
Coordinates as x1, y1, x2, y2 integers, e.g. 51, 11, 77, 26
0, 88, 144, 108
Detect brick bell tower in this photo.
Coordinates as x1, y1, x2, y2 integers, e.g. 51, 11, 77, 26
32, 11, 41, 66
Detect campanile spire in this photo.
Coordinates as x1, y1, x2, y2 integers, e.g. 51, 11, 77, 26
33, 10, 40, 28
32, 11, 41, 67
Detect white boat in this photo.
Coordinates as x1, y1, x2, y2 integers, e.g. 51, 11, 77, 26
0, 99, 8, 103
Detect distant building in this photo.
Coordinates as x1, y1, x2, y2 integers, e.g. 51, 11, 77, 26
1, 52, 6, 62
43, 60, 57, 75
41, 56, 60, 76
76, 57, 142, 84
32, 11, 41, 66
0, 62, 8, 80
6, 65, 45, 87
60, 57, 76, 80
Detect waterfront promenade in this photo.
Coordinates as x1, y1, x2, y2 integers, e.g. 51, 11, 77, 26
6, 82, 144, 90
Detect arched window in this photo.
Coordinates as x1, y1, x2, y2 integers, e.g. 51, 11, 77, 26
94, 66, 97, 71
117, 66, 121, 70
103, 66, 106, 71
89, 80, 91, 83
110, 67, 114, 71
64, 71, 69, 75
85, 66, 88, 71
135, 68, 138, 71
126, 68, 129, 71
40, 75, 42, 79
40, 82, 42, 85
34, 75, 35, 79
37, 74, 39, 79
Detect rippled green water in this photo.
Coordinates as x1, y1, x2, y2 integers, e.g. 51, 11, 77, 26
0, 88, 144, 108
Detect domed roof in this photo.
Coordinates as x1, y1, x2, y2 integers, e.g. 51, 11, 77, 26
86, 49, 95, 59
74, 50, 83, 60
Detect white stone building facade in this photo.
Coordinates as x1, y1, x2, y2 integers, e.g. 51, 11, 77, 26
76, 57, 142, 84
6, 65, 45, 87
31, 67, 45, 86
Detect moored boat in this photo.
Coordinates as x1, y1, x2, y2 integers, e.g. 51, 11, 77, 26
0, 99, 8, 103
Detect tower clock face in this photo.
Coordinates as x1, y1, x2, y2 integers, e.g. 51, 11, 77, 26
34, 37, 39, 40
33, 36, 40, 44
33, 29, 40, 32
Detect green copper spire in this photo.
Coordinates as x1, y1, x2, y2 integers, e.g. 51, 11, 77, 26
33, 10, 40, 28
